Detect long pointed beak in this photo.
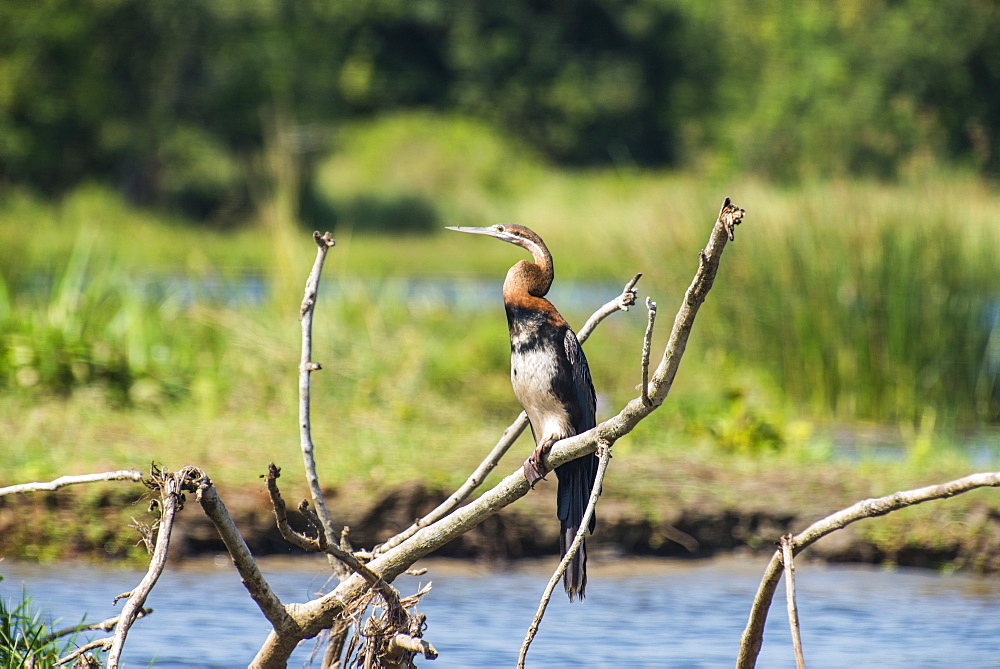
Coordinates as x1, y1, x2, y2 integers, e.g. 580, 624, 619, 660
445, 226, 501, 237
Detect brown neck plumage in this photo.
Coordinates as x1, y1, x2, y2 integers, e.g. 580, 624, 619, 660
501, 225, 554, 303
505, 258, 552, 299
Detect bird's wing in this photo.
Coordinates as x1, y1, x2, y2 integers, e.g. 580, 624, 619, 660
563, 328, 597, 432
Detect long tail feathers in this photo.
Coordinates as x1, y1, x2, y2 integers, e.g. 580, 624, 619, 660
555, 453, 599, 601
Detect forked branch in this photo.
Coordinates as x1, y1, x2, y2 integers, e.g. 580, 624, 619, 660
780, 535, 805, 669
264, 463, 415, 620
737, 471, 1000, 668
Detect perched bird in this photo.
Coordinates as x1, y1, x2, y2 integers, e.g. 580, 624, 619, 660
446, 223, 598, 600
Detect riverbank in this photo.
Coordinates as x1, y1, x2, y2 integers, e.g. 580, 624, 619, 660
3, 450, 999, 572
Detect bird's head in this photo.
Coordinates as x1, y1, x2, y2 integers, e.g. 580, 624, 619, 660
447, 224, 554, 296
445, 224, 549, 262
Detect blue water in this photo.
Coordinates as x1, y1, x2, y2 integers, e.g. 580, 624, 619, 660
2, 556, 999, 667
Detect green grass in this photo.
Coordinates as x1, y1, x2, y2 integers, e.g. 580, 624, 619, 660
0, 575, 95, 667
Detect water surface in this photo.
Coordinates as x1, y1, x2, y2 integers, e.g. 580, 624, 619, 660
3, 556, 998, 667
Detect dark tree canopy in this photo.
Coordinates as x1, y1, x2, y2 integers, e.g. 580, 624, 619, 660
1, 0, 999, 219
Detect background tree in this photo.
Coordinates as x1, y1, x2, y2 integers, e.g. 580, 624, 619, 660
3, 1, 999, 221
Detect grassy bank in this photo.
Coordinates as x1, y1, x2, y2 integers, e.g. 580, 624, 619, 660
2, 422, 998, 572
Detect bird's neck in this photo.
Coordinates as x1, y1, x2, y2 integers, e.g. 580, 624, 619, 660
503, 258, 553, 301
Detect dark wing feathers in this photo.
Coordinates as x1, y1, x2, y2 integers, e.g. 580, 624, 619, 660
561, 328, 597, 433
555, 326, 598, 537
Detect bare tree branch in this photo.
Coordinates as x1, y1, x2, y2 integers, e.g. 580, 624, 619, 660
640, 297, 657, 406
737, 471, 1000, 668
387, 633, 438, 661
259, 463, 435, 668
265, 463, 323, 552
196, 473, 293, 633
298, 231, 341, 574
246, 198, 746, 667
106, 466, 200, 667
374, 412, 529, 555
375, 273, 642, 555
42, 609, 152, 646
518, 443, 612, 668
56, 637, 109, 666
576, 272, 641, 340
0, 470, 143, 497
264, 464, 407, 609
780, 535, 805, 669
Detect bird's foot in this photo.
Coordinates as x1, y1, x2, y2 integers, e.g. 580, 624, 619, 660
522, 445, 551, 487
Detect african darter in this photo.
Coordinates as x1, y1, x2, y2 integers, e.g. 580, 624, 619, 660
447, 224, 598, 600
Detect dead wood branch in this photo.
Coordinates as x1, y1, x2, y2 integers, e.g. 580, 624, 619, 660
260, 462, 434, 666
780, 535, 805, 669
0, 470, 144, 497
299, 231, 358, 664
55, 638, 108, 666
298, 230, 342, 575
737, 471, 1000, 668
249, 198, 745, 667
196, 473, 292, 632
43, 609, 152, 647
264, 464, 412, 614
518, 443, 613, 668
376, 273, 641, 555
106, 466, 200, 667
577, 272, 641, 338
387, 633, 438, 661
374, 411, 529, 555
640, 297, 657, 406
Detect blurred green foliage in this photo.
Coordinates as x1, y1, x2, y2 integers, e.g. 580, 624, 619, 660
2, 0, 999, 222
1, 120, 998, 431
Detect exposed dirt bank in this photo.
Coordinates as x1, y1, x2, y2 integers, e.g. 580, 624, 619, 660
3, 465, 1000, 571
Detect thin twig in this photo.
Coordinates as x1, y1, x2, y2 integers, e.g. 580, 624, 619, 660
640, 297, 657, 406
107, 467, 199, 667
298, 231, 342, 576
518, 443, 612, 668
376, 274, 642, 555
266, 463, 322, 552
737, 471, 1000, 668
42, 609, 152, 646
375, 413, 529, 554
56, 637, 112, 666
577, 272, 641, 340
781, 535, 806, 669
0, 470, 144, 497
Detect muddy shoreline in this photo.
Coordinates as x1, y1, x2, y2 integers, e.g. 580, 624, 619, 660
3, 477, 999, 572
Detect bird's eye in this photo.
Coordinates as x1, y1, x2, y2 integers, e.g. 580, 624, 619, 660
494, 225, 505, 233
